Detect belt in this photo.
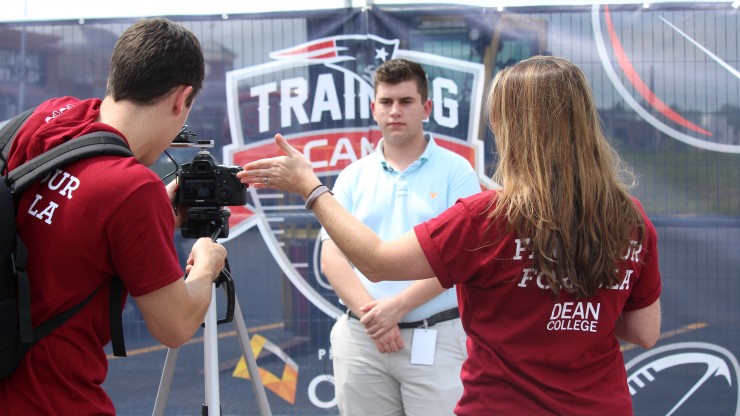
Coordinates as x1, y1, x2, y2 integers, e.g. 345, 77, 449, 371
347, 307, 459, 329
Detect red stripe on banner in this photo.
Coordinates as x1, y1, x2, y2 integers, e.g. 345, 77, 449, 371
233, 131, 383, 174
228, 205, 255, 228
311, 51, 339, 59
233, 132, 478, 175
277, 40, 336, 57
230, 132, 479, 227
436, 139, 476, 169
604, 5, 712, 136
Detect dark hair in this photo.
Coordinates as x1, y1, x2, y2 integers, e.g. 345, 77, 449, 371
106, 18, 204, 106
373, 58, 429, 102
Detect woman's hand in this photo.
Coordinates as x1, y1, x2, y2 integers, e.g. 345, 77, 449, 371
237, 134, 322, 199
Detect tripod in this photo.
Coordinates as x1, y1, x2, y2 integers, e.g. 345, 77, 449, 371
152, 223, 272, 416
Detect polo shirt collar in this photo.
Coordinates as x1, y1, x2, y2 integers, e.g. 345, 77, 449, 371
377, 133, 436, 172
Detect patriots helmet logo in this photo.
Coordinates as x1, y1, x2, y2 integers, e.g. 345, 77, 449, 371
626, 342, 740, 415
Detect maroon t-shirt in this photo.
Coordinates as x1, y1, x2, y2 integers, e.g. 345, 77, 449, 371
0, 97, 184, 415
415, 191, 661, 415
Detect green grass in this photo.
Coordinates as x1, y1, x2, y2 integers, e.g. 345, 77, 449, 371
621, 150, 740, 217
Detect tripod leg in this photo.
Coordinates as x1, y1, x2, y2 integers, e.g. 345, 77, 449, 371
233, 298, 273, 416
203, 285, 221, 416
152, 347, 180, 416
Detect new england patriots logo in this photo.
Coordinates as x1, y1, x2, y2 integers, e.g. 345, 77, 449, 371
269, 34, 399, 85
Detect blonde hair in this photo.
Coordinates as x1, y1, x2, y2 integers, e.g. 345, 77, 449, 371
486, 56, 644, 298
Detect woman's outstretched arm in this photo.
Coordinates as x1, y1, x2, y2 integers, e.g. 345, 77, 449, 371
237, 134, 435, 283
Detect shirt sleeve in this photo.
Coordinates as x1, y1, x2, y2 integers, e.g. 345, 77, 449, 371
623, 211, 662, 311
415, 194, 489, 289
106, 178, 184, 297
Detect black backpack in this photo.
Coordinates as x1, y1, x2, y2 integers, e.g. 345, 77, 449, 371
0, 107, 132, 379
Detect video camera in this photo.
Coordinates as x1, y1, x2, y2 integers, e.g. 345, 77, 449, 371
168, 126, 240, 325
171, 127, 247, 240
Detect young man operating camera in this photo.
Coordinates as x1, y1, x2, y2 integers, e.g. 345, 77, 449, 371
0, 18, 226, 415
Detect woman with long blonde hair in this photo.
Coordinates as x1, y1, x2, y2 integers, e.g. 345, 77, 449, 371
239, 55, 661, 415
488, 55, 647, 299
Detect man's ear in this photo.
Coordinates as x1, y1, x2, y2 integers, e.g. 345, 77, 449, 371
173, 85, 194, 115
423, 98, 432, 118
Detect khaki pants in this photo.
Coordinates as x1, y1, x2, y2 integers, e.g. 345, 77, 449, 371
330, 314, 467, 416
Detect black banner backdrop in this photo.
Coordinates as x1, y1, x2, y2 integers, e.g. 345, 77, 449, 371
1, 3, 738, 415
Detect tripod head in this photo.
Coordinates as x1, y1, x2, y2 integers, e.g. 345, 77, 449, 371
181, 206, 232, 240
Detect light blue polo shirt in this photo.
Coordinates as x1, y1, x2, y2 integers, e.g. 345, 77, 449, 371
321, 134, 481, 322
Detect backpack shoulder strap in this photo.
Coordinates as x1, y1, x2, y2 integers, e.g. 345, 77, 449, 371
22, 273, 100, 350
21, 275, 127, 357
1, 108, 37, 345
7, 132, 133, 193
0, 107, 37, 175
108, 276, 126, 357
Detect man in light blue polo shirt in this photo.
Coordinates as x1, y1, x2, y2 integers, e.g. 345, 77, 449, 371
320, 58, 480, 416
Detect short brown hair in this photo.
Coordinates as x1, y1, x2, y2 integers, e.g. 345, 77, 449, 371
373, 58, 429, 102
106, 18, 204, 107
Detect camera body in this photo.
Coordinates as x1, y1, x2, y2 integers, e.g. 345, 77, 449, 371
175, 150, 247, 239
177, 151, 246, 207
